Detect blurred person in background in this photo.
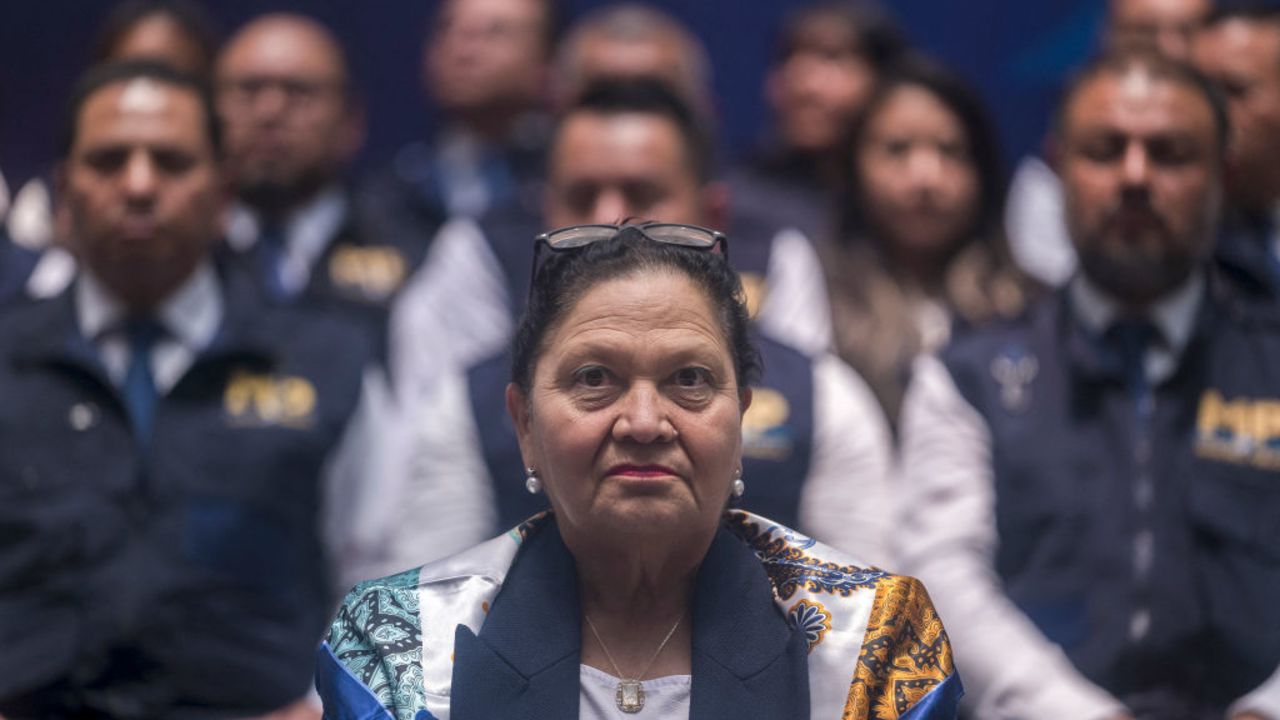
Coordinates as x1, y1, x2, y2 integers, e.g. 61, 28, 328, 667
9, 0, 218, 251
1195, 3, 1280, 302
729, 0, 906, 247
388, 3, 834, 402
822, 57, 1036, 426
382, 78, 895, 575
0, 60, 385, 719
92, 0, 219, 80
356, 0, 559, 254
1006, 0, 1214, 288
899, 49, 1280, 719
551, 2, 713, 117
6, 0, 220, 301
216, 13, 425, 350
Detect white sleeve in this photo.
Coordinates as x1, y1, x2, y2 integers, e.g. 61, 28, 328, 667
797, 352, 893, 568
388, 217, 514, 403
754, 227, 833, 356
321, 365, 398, 593
1004, 155, 1077, 288
896, 354, 1127, 720
1230, 666, 1280, 719
381, 369, 497, 575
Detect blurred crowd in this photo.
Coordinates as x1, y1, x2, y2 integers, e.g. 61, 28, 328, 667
1, 0, 1279, 718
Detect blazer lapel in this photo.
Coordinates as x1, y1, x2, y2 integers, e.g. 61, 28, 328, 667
689, 525, 810, 719
450, 521, 582, 720
453, 520, 809, 718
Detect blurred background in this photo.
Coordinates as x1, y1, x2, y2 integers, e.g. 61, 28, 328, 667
0, 0, 1107, 190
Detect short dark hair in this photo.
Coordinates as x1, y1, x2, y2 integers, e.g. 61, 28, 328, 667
774, 0, 907, 71
558, 76, 715, 184
840, 54, 1007, 253
92, 0, 220, 79
1052, 47, 1230, 155
60, 59, 222, 159
511, 227, 760, 394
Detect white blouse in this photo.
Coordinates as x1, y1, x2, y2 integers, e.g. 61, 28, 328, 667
579, 665, 691, 720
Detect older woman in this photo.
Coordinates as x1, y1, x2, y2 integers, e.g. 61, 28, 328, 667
317, 224, 960, 718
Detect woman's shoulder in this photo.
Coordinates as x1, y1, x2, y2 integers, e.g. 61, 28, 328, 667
723, 510, 963, 718
319, 520, 544, 719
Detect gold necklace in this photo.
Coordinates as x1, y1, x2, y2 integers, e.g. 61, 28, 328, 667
584, 611, 684, 714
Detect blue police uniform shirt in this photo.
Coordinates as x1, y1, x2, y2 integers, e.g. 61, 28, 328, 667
0, 262, 376, 718
936, 273, 1280, 715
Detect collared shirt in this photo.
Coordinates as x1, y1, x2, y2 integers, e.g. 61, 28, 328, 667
76, 261, 222, 394
226, 186, 348, 297
75, 255, 396, 593
1069, 271, 1204, 385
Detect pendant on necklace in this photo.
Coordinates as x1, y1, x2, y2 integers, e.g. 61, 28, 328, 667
616, 679, 645, 713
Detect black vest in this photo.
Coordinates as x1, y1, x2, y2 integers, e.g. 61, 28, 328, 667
0, 270, 373, 718
942, 284, 1280, 714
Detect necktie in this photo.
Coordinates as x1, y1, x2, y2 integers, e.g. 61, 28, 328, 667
257, 221, 291, 301
123, 317, 163, 447
1105, 317, 1158, 418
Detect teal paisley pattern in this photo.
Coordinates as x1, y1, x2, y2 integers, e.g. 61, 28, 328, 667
326, 567, 429, 720
724, 511, 888, 599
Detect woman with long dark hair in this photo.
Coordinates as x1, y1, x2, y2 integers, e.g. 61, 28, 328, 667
823, 56, 1038, 425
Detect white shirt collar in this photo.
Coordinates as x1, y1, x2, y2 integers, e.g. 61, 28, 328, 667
1070, 270, 1204, 382
77, 260, 223, 353
225, 185, 347, 269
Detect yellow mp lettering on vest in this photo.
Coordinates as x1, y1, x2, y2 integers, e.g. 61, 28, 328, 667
329, 246, 407, 300
1195, 389, 1280, 469
223, 371, 318, 428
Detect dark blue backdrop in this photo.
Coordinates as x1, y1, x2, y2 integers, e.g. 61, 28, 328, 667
0, 0, 1108, 193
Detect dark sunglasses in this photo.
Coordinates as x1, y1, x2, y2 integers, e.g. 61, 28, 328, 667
529, 222, 728, 300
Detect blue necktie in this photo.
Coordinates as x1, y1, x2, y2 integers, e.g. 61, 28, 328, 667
1105, 318, 1158, 420
123, 317, 163, 447
257, 221, 290, 301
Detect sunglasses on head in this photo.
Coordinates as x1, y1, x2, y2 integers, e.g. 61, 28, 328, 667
529, 222, 728, 299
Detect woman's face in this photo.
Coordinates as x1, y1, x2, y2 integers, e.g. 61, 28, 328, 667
856, 84, 981, 260
508, 270, 748, 544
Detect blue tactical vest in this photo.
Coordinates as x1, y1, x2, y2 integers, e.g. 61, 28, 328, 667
215, 197, 433, 370
468, 330, 814, 532
941, 282, 1280, 715
0, 267, 373, 718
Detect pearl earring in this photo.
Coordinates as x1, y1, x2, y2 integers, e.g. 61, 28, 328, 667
731, 468, 745, 498
525, 467, 542, 495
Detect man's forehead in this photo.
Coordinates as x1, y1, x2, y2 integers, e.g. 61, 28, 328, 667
442, 0, 544, 27
1111, 0, 1209, 23
554, 112, 683, 164
1201, 18, 1280, 63
1067, 69, 1212, 134
221, 20, 345, 80
76, 79, 205, 146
